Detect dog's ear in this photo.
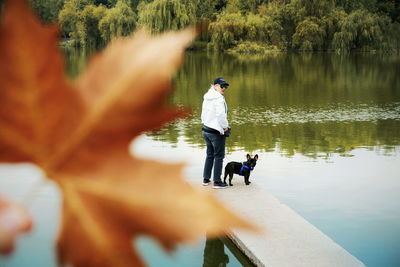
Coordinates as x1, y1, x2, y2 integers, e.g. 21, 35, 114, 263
254, 154, 258, 161
246, 154, 251, 160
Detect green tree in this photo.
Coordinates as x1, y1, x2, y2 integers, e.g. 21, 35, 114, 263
279, 2, 297, 48
333, 9, 389, 51
214, 0, 228, 11
94, 0, 114, 7
196, 0, 217, 21
209, 10, 272, 51
225, 0, 266, 14
279, 0, 334, 50
30, 0, 66, 23
52, 0, 400, 52
320, 8, 347, 49
376, 0, 400, 22
388, 21, 400, 52
245, 13, 266, 41
137, 0, 197, 34
336, 0, 377, 13
226, 0, 242, 13
291, 0, 335, 19
196, 0, 218, 42
208, 12, 246, 50
98, 0, 136, 43
258, 2, 284, 46
59, 1, 108, 48
292, 17, 325, 50
59, 0, 83, 39
79, 4, 107, 48
240, 0, 265, 14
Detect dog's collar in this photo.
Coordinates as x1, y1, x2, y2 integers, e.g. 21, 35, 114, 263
239, 164, 253, 176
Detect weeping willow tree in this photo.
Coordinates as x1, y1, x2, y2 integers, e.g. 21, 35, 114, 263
208, 12, 246, 50
80, 5, 108, 48
195, 0, 218, 42
333, 9, 389, 52
291, 0, 335, 19
208, 0, 264, 51
137, 0, 197, 34
292, 17, 326, 51
59, 0, 83, 38
52, 0, 400, 52
59, 0, 107, 48
30, 0, 66, 23
98, 0, 136, 43
336, 0, 377, 13
258, 2, 284, 46
209, 10, 273, 51
388, 22, 400, 52
59, 0, 136, 48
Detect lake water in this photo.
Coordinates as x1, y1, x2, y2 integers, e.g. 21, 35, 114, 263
0, 163, 252, 267
142, 51, 400, 267
1, 50, 400, 266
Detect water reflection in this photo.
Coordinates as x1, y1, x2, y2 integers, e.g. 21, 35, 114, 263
150, 117, 400, 158
146, 52, 400, 158
61, 48, 400, 267
202, 237, 255, 267
64, 47, 92, 79
203, 238, 229, 267
173, 52, 400, 107
64, 49, 400, 158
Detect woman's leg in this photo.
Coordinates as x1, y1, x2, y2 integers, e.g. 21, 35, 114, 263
202, 131, 214, 180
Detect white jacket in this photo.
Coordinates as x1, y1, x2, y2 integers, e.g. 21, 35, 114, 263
201, 86, 229, 134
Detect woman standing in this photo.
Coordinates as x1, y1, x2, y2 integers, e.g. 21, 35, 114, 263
201, 77, 230, 189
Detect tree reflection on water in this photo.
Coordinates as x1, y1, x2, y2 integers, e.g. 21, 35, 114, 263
148, 52, 400, 158
203, 236, 255, 267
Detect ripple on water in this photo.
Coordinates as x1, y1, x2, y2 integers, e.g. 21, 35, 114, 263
231, 102, 400, 125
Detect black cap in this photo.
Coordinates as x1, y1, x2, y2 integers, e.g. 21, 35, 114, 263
213, 77, 229, 87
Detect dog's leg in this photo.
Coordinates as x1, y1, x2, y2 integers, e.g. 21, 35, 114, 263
223, 169, 228, 184
229, 173, 234, 186
244, 175, 251, 185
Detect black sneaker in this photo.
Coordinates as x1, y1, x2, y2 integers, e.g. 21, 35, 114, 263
202, 179, 211, 186
213, 182, 228, 189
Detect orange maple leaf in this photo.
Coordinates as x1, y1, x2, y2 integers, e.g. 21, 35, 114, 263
0, 0, 257, 266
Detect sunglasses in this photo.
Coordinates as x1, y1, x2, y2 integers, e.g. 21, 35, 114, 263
221, 85, 228, 89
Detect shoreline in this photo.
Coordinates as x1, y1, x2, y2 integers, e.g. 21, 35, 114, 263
59, 39, 400, 55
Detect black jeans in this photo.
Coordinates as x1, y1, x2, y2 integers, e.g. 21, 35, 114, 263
202, 131, 226, 183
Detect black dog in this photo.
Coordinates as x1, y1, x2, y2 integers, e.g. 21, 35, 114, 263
223, 154, 258, 186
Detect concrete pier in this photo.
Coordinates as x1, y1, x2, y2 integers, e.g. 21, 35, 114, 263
211, 184, 365, 267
